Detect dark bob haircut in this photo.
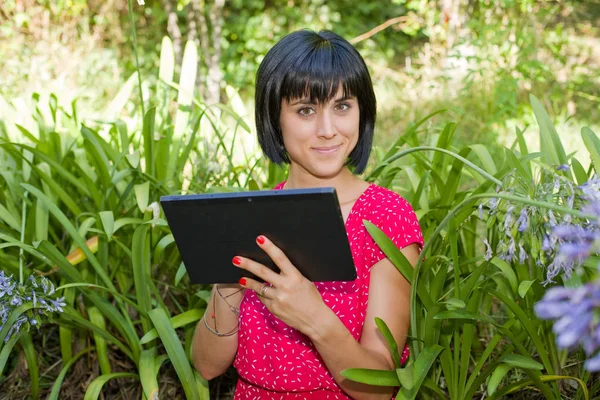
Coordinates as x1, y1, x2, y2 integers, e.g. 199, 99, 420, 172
255, 29, 376, 174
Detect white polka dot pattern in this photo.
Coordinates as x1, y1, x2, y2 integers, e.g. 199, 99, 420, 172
233, 183, 424, 399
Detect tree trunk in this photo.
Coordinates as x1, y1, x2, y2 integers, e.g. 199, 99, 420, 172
206, 0, 224, 104
164, 0, 182, 62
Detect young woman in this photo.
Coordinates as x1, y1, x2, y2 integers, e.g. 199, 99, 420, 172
192, 30, 423, 399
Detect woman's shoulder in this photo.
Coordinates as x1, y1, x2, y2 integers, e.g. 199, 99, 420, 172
362, 184, 415, 214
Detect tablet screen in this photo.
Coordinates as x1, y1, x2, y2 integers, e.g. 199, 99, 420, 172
160, 188, 357, 284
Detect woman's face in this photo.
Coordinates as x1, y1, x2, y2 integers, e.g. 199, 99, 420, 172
279, 87, 360, 180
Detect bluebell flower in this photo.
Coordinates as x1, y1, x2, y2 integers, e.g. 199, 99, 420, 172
548, 210, 558, 227
0, 273, 66, 342
482, 238, 493, 261
500, 237, 517, 262
579, 176, 600, 202
48, 297, 66, 313
517, 208, 529, 232
557, 164, 570, 172
519, 244, 528, 264
535, 281, 600, 371
504, 206, 515, 232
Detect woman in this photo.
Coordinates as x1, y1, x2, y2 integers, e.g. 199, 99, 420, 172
192, 30, 423, 399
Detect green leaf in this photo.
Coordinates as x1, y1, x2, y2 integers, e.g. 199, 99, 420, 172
375, 317, 401, 368
158, 36, 175, 103
104, 72, 137, 119
443, 298, 466, 310
582, 127, 600, 174
83, 373, 138, 400
487, 364, 512, 396
46, 347, 92, 400
142, 107, 156, 177
88, 306, 111, 375
502, 354, 544, 370
175, 261, 187, 286
126, 150, 140, 169
397, 345, 444, 400
134, 181, 150, 214
0, 201, 21, 232
140, 309, 203, 345
340, 368, 399, 386
23, 184, 114, 290
173, 40, 198, 139
490, 258, 518, 294
363, 220, 432, 310
0, 332, 22, 376
139, 348, 161, 400
530, 94, 568, 166
518, 280, 535, 298
20, 333, 39, 399
133, 224, 152, 333
469, 144, 497, 175
99, 211, 115, 240
396, 364, 414, 389
490, 290, 554, 374
571, 157, 588, 185
433, 310, 490, 322
488, 374, 589, 400
148, 307, 200, 400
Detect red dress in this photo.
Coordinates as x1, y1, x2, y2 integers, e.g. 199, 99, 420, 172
233, 183, 424, 399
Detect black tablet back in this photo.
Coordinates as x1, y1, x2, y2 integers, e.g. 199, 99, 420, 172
160, 187, 357, 284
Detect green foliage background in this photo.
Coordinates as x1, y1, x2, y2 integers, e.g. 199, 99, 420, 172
0, 1, 599, 399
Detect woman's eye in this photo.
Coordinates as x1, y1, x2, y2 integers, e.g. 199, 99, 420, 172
335, 103, 350, 112
298, 107, 315, 116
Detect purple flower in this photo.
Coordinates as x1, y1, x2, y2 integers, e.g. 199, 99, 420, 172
517, 208, 529, 232
557, 164, 570, 172
535, 281, 600, 372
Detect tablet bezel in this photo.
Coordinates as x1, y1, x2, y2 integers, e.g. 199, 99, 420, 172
160, 187, 357, 284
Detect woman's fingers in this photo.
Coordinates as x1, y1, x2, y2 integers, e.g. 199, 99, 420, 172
239, 277, 274, 300
233, 255, 282, 286
255, 235, 300, 277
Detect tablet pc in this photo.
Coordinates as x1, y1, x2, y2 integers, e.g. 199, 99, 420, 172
160, 187, 356, 284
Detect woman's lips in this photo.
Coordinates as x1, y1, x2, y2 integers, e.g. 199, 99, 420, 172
312, 144, 341, 154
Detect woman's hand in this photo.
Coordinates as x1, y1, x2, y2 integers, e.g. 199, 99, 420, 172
233, 235, 328, 334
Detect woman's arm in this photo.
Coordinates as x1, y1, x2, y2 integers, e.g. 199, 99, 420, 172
191, 284, 245, 380
307, 244, 418, 399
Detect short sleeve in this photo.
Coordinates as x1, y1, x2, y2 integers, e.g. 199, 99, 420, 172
366, 191, 424, 268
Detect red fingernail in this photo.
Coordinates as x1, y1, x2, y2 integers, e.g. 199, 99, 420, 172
239, 277, 247, 286
233, 256, 242, 266
256, 235, 265, 245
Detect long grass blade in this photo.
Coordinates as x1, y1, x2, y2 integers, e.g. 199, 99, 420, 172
46, 347, 93, 400
83, 373, 139, 400
148, 307, 200, 400
88, 306, 111, 375
20, 332, 40, 399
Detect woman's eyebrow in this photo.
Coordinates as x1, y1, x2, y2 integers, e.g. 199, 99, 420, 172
334, 95, 356, 102
289, 96, 356, 106
289, 98, 314, 106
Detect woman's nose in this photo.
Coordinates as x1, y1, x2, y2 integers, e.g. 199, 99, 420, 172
316, 112, 335, 138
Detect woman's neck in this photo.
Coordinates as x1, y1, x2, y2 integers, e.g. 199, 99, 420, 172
284, 167, 368, 204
